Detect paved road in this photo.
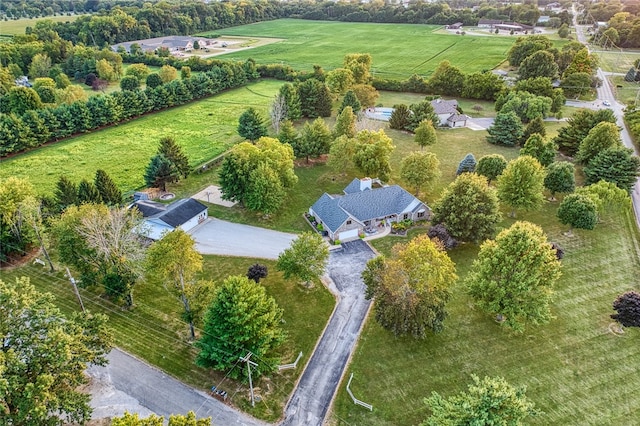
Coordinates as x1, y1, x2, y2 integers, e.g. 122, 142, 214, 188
281, 240, 376, 426
88, 349, 267, 426
189, 218, 297, 259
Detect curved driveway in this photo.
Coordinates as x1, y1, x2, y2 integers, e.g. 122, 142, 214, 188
189, 218, 297, 259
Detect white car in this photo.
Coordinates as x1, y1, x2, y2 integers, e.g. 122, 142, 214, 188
603, 100, 611, 106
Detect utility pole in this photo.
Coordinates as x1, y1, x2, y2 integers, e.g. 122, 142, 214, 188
65, 267, 85, 313
240, 352, 258, 407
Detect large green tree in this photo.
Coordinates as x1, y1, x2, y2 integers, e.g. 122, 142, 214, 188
520, 133, 557, 167
158, 136, 190, 178
584, 147, 640, 192
218, 137, 297, 214
401, 151, 440, 196
144, 154, 178, 192
507, 35, 553, 66
497, 156, 545, 217
466, 221, 561, 332
476, 154, 507, 184
576, 181, 631, 218
94, 169, 122, 206
344, 53, 372, 84
0, 177, 36, 262
278, 82, 301, 120
0, 277, 112, 425
339, 90, 362, 114
362, 234, 457, 337
333, 105, 357, 139
518, 50, 559, 80
431, 173, 502, 243
423, 375, 538, 426
294, 117, 332, 162
557, 193, 598, 233
427, 60, 465, 96
77, 179, 102, 204
576, 122, 622, 165
414, 119, 437, 150
277, 231, 329, 286
388, 103, 412, 131
237, 107, 268, 142
486, 111, 524, 147
544, 161, 576, 200
408, 100, 439, 132
352, 129, 395, 181
196, 275, 286, 379
554, 109, 616, 156
145, 229, 203, 340
111, 411, 211, 426
498, 90, 552, 123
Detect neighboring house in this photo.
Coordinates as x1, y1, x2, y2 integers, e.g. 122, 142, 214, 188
111, 36, 215, 54
538, 15, 551, 24
309, 178, 430, 242
446, 22, 463, 29
478, 19, 533, 32
430, 98, 471, 127
131, 198, 208, 240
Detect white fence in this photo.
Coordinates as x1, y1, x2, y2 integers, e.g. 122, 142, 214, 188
346, 373, 373, 411
278, 351, 303, 371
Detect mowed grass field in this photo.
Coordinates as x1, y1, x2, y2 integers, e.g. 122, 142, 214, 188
0, 14, 86, 35
0, 80, 281, 195
0, 254, 335, 421
205, 19, 515, 79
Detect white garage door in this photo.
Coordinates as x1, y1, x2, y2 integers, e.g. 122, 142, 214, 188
339, 229, 359, 241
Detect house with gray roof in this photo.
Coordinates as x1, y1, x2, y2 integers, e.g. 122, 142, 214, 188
131, 198, 208, 240
431, 99, 470, 127
309, 178, 430, 242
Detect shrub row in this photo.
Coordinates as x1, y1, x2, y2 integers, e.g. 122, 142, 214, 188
0, 60, 257, 157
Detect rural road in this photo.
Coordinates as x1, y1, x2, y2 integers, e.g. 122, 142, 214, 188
189, 218, 297, 259
87, 349, 267, 425
281, 240, 376, 426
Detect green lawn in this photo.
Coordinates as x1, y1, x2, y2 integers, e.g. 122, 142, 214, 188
0, 80, 282, 196
332, 205, 640, 425
203, 19, 516, 80
0, 255, 334, 422
0, 14, 86, 35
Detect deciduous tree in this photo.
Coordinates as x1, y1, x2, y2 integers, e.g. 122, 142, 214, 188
576, 180, 631, 217
414, 119, 437, 150
278, 83, 301, 120
432, 173, 502, 243
466, 221, 561, 332
554, 109, 616, 156
544, 161, 575, 200
111, 411, 211, 426
352, 129, 395, 181
196, 275, 285, 379
125, 63, 151, 81
0, 277, 112, 425
277, 231, 329, 286
520, 133, 557, 167
497, 156, 545, 217
476, 154, 507, 184
326, 67, 354, 95
158, 64, 178, 83
351, 84, 379, 109
423, 375, 538, 426
428, 60, 465, 96
401, 151, 440, 196
362, 234, 457, 337
247, 263, 268, 283
611, 291, 640, 327
557, 193, 598, 232
146, 229, 203, 340
518, 50, 559, 80
344, 53, 372, 84
328, 135, 355, 173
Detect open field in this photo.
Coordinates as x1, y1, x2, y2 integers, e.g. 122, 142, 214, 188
595, 49, 640, 74
0, 254, 335, 422
333, 205, 640, 425
203, 19, 516, 80
0, 14, 86, 35
0, 80, 282, 196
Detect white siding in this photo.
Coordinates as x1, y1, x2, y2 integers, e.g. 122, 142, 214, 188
179, 210, 208, 232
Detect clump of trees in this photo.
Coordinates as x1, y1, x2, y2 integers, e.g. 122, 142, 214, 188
362, 234, 458, 338
144, 136, 190, 191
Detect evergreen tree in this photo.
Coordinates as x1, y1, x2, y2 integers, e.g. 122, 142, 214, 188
487, 111, 524, 147
522, 116, 546, 142
408, 100, 439, 132
77, 179, 102, 204
316, 82, 333, 117
278, 120, 299, 146
144, 154, 178, 192
584, 147, 640, 192
456, 153, 477, 175
94, 169, 122, 206
146, 73, 163, 89
625, 67, 637, 82
294, 118, 332, 162
158, 136, 190, 178
278, 83, 301, 120
339, 90, 361, 114
577, 122, 623, 165
237, 107, 267, 142
389, 104, 411, 130
54, 175, 78, 211
554, 109, 616, 156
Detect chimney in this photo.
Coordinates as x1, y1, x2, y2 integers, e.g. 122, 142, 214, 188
360, 177, 372, 191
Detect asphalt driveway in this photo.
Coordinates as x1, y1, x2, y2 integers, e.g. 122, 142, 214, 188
281, 240, 376, 426
189, 218, 297, 259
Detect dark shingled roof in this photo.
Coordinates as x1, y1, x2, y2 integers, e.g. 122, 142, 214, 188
431, 99, 458, 115
311, 193, 349, 233
132, 200, 166, 217
159, 198, 207, 227
338, 185, 419, 222
447, 113, 469, 123
343, 178, 365, 194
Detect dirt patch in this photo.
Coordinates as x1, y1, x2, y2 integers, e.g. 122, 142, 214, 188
192, 185, 237, 207
0, 247, 40, 269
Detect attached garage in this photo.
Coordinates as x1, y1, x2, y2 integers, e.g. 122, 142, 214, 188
339, 229, 359, 241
